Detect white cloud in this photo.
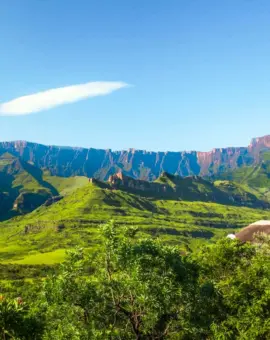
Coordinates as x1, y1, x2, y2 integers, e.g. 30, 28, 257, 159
0, 81, 128, 116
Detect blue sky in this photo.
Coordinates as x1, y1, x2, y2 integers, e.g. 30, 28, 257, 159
0, 0, 269, 151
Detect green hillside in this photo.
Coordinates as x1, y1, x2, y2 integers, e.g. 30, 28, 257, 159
0, 153, 53, 219
216, 150, 270, 202
1, 180, 269, 265
155, 172, 230, 202
43, 170, 88, 195
109, 171, 269, 208
213, 180, 269, 208
0, 153, 88, 220
0, 161, 269, 268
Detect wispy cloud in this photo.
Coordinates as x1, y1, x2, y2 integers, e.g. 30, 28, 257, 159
0, 81, 128, 116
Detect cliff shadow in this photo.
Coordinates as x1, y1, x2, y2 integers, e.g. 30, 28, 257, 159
21, 161, 59, 196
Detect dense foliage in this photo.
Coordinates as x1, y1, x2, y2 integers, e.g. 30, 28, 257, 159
0, 222, 269, 339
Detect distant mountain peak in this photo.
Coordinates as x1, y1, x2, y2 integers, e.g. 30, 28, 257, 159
249, 135, 270, 149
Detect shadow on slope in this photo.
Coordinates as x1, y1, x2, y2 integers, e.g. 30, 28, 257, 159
20, 161, 59, 196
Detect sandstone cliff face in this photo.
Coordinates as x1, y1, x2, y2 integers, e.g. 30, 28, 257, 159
0, 135, 269, 180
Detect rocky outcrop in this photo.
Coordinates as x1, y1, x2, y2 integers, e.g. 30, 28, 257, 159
232, 220, 270, 242
0, 135, 269, 181
249, 135, 270, 149
108, 172, 171, 194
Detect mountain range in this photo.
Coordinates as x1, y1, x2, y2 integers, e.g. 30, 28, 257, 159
0, 134, 269, 219
0, 135, 269, 180
0, 135, 269, 265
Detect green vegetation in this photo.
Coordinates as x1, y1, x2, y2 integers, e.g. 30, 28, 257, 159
1, 180, 269, 266
42, 171, 88, 196
108, 172, 269, 208
155, 172, 231, 203
0, 222, 269, 339
213, 180, 268, 207
216, 150, 270, 202
0, 151, 269, 338
0, 153, 88, 220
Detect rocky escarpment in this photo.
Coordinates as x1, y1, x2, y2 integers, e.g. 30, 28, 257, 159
0, 135, 269, 181
105, 171, 269, 207
108, 172, 172, 195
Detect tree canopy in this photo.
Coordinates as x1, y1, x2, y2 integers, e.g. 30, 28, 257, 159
0, 222, 269, 339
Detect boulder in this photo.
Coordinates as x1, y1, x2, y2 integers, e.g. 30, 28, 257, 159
228, 220, 270, 242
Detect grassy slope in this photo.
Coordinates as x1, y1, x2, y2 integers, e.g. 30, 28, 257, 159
43, 171, 88, 195
1, 181, 269, 265
155, 173, 231, 203
213, 180, 269, 208
0, 154, 88, 219
0, 153, 52, 219
216, 150, 270, 202
0, 154, 44, 193
112, 172, 268, 208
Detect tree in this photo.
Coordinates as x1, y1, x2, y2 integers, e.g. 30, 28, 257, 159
42, 222, 198, 339
194, 236, 270, 339
1, 224, 269, 339
0, 295, 43, 340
